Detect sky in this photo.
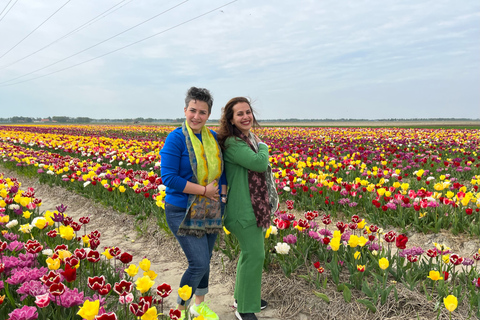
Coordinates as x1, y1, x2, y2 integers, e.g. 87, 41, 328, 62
0, 0, 479, 120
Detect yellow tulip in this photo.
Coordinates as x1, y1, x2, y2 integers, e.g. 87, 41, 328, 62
354, 251, 361, 259
23, 211, 32, 219
427, 270, 441, 281
57, 250, 72, 261
379, 257, 389, 270
19, 224, 32, 234
143, 269, 158, 280
265, 226, 272, 238
139, 258, 151, 271
77, 299, 100, 320
348, 235, 359, 248
141, 306, 159, 320
135, 275, 155, 293
46, 257, 61, 270
443, 295, 458, 312
442, 255, 450, 264
223, 226, 231, 235
124, 264, 139, 277
34, 217, 47, 229
59, 225, 75, 240
358, 236, 368, 247
178, 285, 192, 301
330, 238, 340, 251
102, 248, 113, 260
357, 219, 366, 229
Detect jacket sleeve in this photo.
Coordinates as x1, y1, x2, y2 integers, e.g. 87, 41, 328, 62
159, 131, 188, 192
227, 138, 269, 172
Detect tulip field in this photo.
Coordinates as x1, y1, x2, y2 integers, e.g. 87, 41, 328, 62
0, 123, 479, 319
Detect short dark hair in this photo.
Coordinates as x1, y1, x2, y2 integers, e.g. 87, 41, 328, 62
185, 87, 213, 114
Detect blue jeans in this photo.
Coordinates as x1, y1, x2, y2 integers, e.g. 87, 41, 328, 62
165, 202, 219, 306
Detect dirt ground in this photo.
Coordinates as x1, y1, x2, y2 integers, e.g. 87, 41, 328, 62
2, 167, 479, 320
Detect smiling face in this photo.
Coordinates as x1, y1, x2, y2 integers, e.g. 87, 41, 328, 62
184, 100, 210, 133
231, 102, 253, 135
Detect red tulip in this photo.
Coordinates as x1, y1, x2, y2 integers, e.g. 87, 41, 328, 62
109, 247, 121, 257
395, 234, 408, 250
426, 249, 437, 258
87, 250, 101, 263
114, 280, 133, 296
156, 283, 172, 298
61, 264, 77, 282
118, 252, 133, 264
74, 248, 87, 260
54, 244, 68, 252
88, 276, 106, 291
384, 231, 396, 243
41, 271, 61, 286
49, 282, 65, 296
169, 309, 182, 320
79, 216, 91, 224
98, 283, 112, 296
449, 254, 463, 266
94, 312, 118, 320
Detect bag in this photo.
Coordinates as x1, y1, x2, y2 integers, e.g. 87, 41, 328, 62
265, 164, 279, 215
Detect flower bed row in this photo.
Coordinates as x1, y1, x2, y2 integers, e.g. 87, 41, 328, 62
221, 201, 479, 317
0, 173, 200, 320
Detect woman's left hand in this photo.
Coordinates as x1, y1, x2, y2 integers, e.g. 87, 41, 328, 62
204, 181, 219, 201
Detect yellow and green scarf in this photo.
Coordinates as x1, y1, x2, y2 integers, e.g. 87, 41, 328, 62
178, 121, 223, 237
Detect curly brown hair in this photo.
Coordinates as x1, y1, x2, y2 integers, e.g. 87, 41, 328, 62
217, 97, 260, 150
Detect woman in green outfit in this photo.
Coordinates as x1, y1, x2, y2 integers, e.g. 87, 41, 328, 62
217, 97, 275, 320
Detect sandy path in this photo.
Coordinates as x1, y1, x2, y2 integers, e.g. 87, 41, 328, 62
3, 168, 284, 320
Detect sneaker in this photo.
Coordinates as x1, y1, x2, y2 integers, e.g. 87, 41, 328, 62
235, 311, 258, 320
233, 299, 268, 310
190, 301, 219, 320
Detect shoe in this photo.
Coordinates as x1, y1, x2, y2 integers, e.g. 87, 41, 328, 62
235, 311, 258, 320
233, 299, 268, 310
190, 301, 219, 320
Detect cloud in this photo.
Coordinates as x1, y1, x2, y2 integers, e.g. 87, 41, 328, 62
0, 0, 478, 120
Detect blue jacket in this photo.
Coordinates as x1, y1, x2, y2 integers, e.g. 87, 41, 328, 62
160, 127, 227, 208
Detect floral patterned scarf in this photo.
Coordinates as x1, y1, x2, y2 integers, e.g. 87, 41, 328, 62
178, 122, 223, 237
234, 128, 276, 229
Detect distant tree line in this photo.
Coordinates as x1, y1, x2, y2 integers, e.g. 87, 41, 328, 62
0, 117, 478, 124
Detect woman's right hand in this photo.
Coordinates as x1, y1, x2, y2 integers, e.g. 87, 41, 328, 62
254, 133, 263, 143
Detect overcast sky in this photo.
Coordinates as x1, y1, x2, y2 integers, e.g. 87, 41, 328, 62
0, 0, 478, 120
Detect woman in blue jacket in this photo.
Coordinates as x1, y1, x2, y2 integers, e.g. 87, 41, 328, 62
160, 87, 227, 320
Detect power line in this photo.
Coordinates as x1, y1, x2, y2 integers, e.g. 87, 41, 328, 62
0, 0, 190, 85
0, 0, 133, 71
0, 0, 72, 60
0, 0, 19, 23
0, 0, 14, 17
0, 0, 237, 88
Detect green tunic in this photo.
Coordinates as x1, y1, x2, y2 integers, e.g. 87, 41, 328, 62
223, 135, 270, 313
223, 136, 270, 227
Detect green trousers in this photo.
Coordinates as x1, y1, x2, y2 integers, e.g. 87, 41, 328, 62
225, 220, 265, 313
